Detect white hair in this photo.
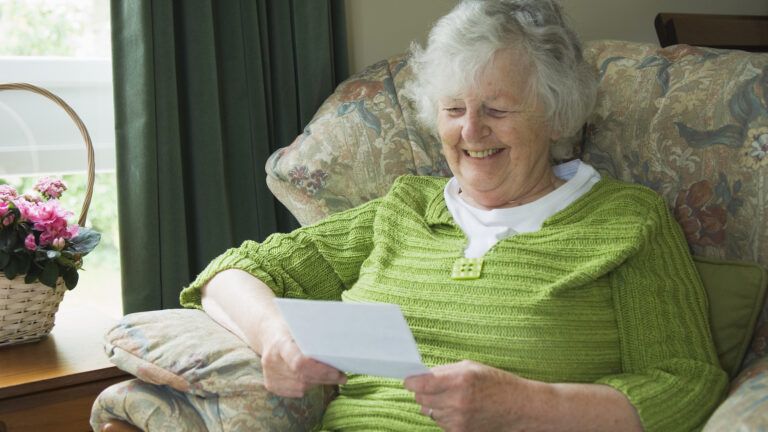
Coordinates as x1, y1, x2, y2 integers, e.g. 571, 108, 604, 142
404, 0, 597, 158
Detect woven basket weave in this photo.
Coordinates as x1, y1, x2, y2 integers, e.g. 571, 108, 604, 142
0, 82, 95, 347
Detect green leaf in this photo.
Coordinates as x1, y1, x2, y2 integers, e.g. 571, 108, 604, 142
68, 228, 101, 255
0, 250, 9, 269
56, 255, 76, 269
46, 250, 61, 259
18, 253, 31, 275
39, 260, 59, 288
62, 267, 79, 290
0, 228, 15, 252
24, 261, 43, 283
24, 264, 42, 284
4, 256, 19, 280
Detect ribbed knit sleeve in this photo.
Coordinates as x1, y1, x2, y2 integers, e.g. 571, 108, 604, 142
179, 198, 381, 309
596, 194, 728, 431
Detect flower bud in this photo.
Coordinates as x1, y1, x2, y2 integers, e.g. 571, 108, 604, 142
52, 237, 66, 250
24, 234, 36, 251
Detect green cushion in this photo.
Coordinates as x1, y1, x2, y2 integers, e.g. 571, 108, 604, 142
694, 256, 768, 378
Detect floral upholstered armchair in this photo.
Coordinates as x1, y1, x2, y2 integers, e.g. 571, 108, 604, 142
91, 40, 768, 431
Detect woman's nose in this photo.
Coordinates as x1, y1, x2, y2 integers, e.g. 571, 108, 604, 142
461, 110, 490, 142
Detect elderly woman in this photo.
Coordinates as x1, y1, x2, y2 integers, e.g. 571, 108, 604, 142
181, 0, 727, 430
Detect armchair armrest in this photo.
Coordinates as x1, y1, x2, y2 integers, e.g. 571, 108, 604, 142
703, 356, 768, 431
90, 309, 335, 431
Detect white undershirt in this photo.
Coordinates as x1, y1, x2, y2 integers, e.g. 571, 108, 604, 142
444, 160, 601, 258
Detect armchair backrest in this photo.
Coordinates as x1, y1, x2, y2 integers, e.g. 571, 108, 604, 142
577, 41, 768, 369
265, 54, 446, 226
266, 40, 768, 371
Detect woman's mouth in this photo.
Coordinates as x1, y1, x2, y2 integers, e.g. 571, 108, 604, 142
464, 148, 502, 158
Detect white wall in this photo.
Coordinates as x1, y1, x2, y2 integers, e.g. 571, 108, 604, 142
344, 0, 768, 74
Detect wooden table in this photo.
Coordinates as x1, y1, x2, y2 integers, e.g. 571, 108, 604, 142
0, 302, 130, 432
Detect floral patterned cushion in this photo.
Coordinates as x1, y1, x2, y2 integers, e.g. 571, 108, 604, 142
91, 378, 331, 432
265, 54, 448, 226
90, 309, 334, 431
703, 357, 768, 431
579, 40, 768, 370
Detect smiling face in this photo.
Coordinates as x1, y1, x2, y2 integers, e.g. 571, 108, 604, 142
437, 49, 560, 209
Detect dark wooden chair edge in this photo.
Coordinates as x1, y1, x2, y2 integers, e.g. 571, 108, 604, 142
655, 12, 768, 52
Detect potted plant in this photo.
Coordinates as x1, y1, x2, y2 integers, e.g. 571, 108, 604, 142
0, 177, 101, 346
0, 178, 100, 289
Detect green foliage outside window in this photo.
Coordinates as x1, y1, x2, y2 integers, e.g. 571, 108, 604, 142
0, 0, 108, 58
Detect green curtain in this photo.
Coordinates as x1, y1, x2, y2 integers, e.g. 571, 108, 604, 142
111, 0, 348, 313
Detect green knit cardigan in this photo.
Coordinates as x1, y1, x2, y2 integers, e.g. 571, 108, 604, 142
181, 175, 728, 432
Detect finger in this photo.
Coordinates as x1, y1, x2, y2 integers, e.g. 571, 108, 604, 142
262, 350, 335, 395
413, 391, 440, 408
419, 405, 447, 425
279, 343, 346, 384
300, 358, 348, 384
405, 371, 452, 395
403, 372, 434, 392
262, 368, 312, 397
419, 405, 444, 417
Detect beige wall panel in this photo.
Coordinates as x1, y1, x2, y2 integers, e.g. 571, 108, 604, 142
344, 0, 457, 74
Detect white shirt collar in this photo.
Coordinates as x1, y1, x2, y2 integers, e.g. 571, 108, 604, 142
444, 160, 601, 258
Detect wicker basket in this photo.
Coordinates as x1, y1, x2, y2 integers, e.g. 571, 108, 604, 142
0, 82, 95, 347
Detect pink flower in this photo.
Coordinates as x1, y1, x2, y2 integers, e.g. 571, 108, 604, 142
66, 224, 79, 238
13, 198, 31, 221
17, 200, 76, 247
0, 201, 8, 218
34, 177, 67, 200
24, 234, 37, 251
0, 184, 17, 201
28, 200, 71, 230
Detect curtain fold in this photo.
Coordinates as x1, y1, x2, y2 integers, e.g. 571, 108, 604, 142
111, 0, 346, 313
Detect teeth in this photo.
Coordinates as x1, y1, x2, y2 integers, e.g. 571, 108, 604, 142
466, 148, 501, 158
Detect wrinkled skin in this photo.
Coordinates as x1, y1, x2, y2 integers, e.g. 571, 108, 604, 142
405, 360, 542, 432
260, 329, 347, 398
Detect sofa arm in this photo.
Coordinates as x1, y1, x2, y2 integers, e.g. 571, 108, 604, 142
91, 379, 207, 431
90, 309, 335, 431
703, 356, 768, 431
90, 378, 332, 432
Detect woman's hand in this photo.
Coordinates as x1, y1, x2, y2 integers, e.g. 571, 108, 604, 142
260, 327, 347, 398
404, 360, 545, 432
201, 269, 347, 398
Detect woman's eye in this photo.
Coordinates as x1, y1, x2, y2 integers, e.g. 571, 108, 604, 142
442, 107, 466, 117
486, 108, 508, 117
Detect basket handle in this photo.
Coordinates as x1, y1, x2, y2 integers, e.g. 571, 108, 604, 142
0, 82, 95, 226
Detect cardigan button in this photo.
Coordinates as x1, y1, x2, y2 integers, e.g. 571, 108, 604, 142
450, 257, 483, 280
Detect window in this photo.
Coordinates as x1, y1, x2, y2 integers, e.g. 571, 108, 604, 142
0, 0, 121, 318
